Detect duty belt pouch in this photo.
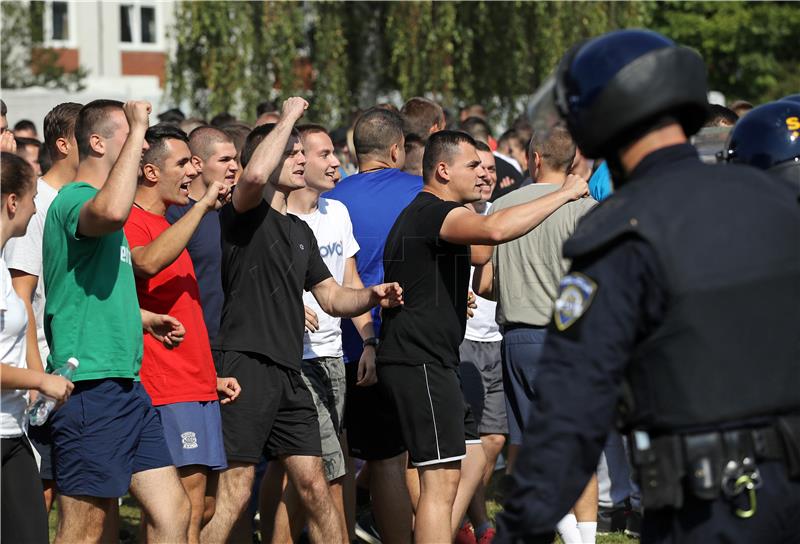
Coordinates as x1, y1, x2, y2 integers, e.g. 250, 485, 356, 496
776, 415, 800, 478
683, 432, 724, 500
631, 433, 684, 509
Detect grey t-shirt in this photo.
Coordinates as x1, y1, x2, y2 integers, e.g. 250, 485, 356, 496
490, 183, 596, 327
3, 178, 59, 361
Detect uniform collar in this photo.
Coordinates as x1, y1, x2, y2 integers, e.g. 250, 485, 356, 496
628, 143, 698, 182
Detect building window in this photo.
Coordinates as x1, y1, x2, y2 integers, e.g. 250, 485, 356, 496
30, 0, 76, 46
120, 3, 159, 46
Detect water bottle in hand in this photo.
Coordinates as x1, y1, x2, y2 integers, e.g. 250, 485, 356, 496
27, 357, 79, 426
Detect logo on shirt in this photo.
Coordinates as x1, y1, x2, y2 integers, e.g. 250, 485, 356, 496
120, 246, 132, 265
299, 243, 305, 251
554, 273, 597, 331
181, 431, 199, 449
320, 241, 343, 258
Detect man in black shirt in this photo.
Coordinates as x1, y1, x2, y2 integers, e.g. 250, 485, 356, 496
379, 130, 587, 542
202, 98, 403, 544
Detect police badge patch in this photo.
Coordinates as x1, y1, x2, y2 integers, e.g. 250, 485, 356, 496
554, 272, 598, 331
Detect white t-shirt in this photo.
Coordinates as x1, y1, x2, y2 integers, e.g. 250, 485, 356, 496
296, 198, 360, 359
1, 257, 30, 437
3, 178, 59, 362
465, 202, 502, 343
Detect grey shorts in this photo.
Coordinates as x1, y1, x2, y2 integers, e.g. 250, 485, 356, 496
459, 339, 508, 435
300, 356, 347, 481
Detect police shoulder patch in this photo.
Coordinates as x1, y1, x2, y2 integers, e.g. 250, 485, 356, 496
553, 272, 598, 331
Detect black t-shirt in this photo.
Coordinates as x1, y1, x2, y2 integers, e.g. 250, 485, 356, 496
378, 192, 470, 367
216, 200, 332, 370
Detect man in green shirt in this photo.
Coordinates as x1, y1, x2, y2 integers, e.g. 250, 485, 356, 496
43, 100, 190, 543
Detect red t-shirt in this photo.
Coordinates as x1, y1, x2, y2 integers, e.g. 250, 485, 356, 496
124, 206, 217, 405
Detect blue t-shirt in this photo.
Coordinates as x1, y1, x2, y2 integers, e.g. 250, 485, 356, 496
324, 168, 423, 363
165, 199, 223, 343
589, 161, 614, 202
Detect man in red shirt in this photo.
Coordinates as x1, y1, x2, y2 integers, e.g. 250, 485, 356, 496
123, 123, 240, 544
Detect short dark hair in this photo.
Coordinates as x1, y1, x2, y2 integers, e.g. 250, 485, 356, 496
143, 124, 189, 168
0, 100, 7, 117
401, 97, 444, 141
15, 137, 41, 153
422, 130, 477, 182
210, 112, 236, 128
256, 100, 278, 117
13, 119, 37, 135
353, 108, 404, 160
188, 125, 233, 161
158, 107, 185, 123
460, 116, 492, 144
704, 104, 739, 128
473, 140, 491, 153
43, 102, 82, 158
241, 123, 299, 168
296, 123, 329, 141
39, 142, 52, 175
1, 151, 35, 196
221, 123, 252, 157
531, 125, 576, 174
404, 132, 425, 152
75, 99, 125, 160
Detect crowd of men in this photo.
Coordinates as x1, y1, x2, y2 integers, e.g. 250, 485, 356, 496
2, 27, 800, 544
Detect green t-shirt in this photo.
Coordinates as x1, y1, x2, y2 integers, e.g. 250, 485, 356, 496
43, 182, 143, 381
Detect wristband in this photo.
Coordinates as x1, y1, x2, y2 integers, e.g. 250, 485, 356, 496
362, 337, 379, 348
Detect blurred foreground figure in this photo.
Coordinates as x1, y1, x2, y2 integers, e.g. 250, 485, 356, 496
496, 29, 800, 544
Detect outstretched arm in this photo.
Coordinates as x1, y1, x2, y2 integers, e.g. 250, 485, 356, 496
310, 277, 403, 319
78, 101, 151, 237
440, 174, 588, 246
342, 257, 378, 386
233, 97, 308, 213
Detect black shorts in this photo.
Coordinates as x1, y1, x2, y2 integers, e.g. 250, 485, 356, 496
378, 363, 468, 467
27, 419, 54, 481
214, 350, 322, 463
344, 362, 406, 461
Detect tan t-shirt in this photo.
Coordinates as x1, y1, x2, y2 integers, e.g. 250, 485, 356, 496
491, 184, 597, 327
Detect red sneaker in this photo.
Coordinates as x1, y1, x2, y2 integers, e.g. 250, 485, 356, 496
477, 527, 496, 544
455, 522, 477, 544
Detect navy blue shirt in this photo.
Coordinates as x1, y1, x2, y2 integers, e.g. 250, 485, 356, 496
166, 199, 223, 343
324, 168, 423, 363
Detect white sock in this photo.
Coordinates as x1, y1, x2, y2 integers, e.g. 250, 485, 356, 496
577, 521, 597, 543
556, 513, 582, 543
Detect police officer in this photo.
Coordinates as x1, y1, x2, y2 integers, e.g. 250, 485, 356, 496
719, 99, 800, 188
495, 29, 800, 544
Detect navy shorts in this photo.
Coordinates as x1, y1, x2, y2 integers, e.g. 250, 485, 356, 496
50, 379, 173, 498
156, 401, 227, 471
501, 326, 548, 445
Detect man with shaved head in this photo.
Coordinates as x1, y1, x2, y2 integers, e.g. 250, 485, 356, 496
166, 126, 239, 343
401, 97, 445, 177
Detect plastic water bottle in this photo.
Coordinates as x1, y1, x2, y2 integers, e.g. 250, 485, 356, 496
27, 357, 79, 426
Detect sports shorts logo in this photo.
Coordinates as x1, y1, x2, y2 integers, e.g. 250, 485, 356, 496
554, 272, 598, 331
181, 432, 199, 449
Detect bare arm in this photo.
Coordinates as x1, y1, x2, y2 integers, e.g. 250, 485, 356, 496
473, 260, 495, 300
471, 244, 493, 266
77, 101, 151, 238
131, 182, 227, 278
311, 277, 403, 319
233, 97, 308, 213
440, 174, 588, 245
342, 258, 376, 340
9, 272, 45, 373
0, 365, 73, 401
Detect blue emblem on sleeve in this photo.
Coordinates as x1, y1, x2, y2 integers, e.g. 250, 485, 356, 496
554, 272, 598, 331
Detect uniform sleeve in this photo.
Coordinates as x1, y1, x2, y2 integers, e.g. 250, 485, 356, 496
123, 211, 154, 249
304, 224, 333, 291
495, 235, 666, 543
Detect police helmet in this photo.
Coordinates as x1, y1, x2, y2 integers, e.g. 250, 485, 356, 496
553, 29, 710, 159
781, 94, 800, 105
719, 100, 800, 184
